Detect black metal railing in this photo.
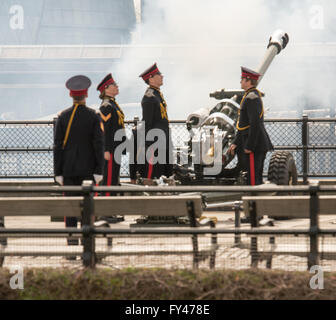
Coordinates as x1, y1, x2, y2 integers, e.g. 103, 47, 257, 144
0, 183, 336, 270
0, 117, 335, 179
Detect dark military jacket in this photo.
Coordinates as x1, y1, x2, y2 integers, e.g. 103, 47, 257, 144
141, 86, 170, 141
54, 104, 104, 177
99, 98, 126, 153
234, 87, 273, 153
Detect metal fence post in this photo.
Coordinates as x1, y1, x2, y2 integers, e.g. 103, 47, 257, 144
266, 237, 275, 269
186, 121, 194, 166
249, 200, 259, 268
81, 180, 96, 268
209, 220, 217, 269
234, 201, 241, 245
187, 201, 199, 269
52, 117, 58, 177
308, 180, 320, 270
302, 115, 309, 185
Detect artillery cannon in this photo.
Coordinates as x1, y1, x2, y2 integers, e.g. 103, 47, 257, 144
174, 30, 297, 187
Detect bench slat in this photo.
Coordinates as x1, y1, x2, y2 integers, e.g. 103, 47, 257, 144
242, 195, 336, 218
95, 196, 203, 217
0, 250, 214, 257
0, 197, 82, 217
0, 196, 203, 218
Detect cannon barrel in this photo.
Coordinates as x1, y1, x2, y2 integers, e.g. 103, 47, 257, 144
257, 29, 289, 84
210, 89, 265, 101
210, 89, 245, 100
209, 30, 289, 100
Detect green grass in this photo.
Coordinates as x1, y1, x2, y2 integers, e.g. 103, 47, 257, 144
0, 268, 335, 300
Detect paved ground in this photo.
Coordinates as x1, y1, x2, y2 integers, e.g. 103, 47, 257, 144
1, 212, 336, 271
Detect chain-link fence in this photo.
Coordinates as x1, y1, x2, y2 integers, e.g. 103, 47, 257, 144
0, 121, 54, 178
2, 231, 336, 271
0, 117, 336, 179
0, 235, 82, 269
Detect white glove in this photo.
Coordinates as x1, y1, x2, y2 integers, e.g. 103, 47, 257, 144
55, 176, 63, 186
94, 174, 103, 185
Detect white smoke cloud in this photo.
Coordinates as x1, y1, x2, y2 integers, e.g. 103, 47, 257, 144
115, 0, 336, 119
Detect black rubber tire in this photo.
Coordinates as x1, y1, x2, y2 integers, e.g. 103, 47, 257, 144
267, 151, 298, 186
267, 151, 298, 220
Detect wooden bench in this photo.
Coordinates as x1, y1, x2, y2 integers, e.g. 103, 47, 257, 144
0, 181, 56, 197
0, 195, 202, 217
242, 195, 336, 269
0, 194, 218, 269
242, 195, 336, 218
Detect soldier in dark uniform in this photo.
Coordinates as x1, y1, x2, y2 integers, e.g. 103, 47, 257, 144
54, 75, 104, 247
97, 73, 126, 194
229, 67, 273, 185
139, 63, 173, 179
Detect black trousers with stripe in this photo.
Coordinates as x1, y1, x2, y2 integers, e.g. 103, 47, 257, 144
145, 146, 173, 179
240, 151, 266, 185
103, 152, 121, 195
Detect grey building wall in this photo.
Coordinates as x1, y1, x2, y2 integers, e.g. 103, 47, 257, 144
0, 0, 138, 120
0, 0, 136, 44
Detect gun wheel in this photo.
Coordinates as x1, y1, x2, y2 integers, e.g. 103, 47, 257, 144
267, 151, 298, 185
267, 151, 298, 220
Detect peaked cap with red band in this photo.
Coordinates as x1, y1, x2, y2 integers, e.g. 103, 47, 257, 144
66, 75, 91, 97
97, 73, 116, 93
139, 63, 161, 82
241, 66, 261, 81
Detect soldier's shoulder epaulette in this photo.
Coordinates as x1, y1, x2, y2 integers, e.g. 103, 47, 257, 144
246, 91, 259, 100
144, 88, 155, 98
